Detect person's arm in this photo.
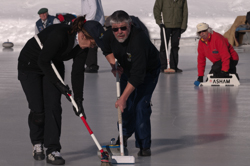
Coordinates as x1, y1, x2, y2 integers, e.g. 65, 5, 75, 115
105, 53, 123, 77
37, 30, 67, 84
153, 0, 163, 25
105, 53, 116, 66
181, 0, 188, 31
197, 41, 206, 77
115, 82, 135, 112
217, 36, 231, 72
105, 53, 131, 112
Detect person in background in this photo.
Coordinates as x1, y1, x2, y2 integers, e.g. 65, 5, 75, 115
18, 16, 104, 165
153, 0, 188, 73
196, 22, 239, 82
102, 10, 160, 156
81, 0, 105, 73
35, 8, 60, 34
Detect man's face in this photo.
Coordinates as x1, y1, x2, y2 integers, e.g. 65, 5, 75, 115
112, 22, 131, 43
39, 12, 48, 21
199, 29, 209, 39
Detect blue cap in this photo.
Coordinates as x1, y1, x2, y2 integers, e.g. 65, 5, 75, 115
83, 20, 105, 49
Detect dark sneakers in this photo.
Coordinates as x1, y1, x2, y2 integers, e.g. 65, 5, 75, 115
138, 148, 151, 156
46, 151, 65, 165
175, 68, 183, 73
33, 144, 45, 160
115, 136, 129, 147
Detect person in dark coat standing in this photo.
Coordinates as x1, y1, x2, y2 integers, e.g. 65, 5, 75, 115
154, 0, 188, 73
102, 10, 160, 156
18, 16, 104, 165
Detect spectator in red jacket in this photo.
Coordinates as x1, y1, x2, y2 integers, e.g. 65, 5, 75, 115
196, 22, 239, 82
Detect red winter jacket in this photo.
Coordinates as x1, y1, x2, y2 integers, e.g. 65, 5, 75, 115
197, 31, 239, 76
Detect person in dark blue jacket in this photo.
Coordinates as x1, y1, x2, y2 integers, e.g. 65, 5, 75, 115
35, 8, 60, 34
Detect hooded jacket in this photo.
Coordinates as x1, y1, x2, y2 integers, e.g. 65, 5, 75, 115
197, 31, 239, 76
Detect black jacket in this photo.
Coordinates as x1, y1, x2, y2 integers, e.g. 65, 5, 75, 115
102, 26, 160, 88
18, 24, 87, 99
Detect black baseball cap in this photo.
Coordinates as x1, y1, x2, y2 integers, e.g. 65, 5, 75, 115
83, 20, 105, 49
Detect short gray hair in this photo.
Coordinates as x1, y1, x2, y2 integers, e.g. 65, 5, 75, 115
109, 10, 132, 25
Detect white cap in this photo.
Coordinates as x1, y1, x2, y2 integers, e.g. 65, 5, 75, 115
196, 23, 209, 32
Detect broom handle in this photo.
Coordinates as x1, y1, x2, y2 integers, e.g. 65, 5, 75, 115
161, 13, 171, 69
115, 59, 124, 156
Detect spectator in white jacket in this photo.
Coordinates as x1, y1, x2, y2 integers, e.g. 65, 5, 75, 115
81, 0, 105, 73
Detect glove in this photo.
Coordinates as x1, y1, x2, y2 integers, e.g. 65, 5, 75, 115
159, 24, 165, 29
73, 98, 86, 119
57, 14, 65, 22
181, 29, 186, 34
55, 82, 72, 101
197, 76, 203, 82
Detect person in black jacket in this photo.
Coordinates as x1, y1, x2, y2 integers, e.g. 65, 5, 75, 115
18, 16, 104, 165
102, 10, 160, 156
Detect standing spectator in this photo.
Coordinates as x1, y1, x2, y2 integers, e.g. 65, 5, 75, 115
81, 0, 105, 73
102, 10, 160, 156
153, 0, 188, 73
196, 23, 239, 82
35, 8, 60, 34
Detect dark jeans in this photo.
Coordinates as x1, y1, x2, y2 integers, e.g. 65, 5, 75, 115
160, 27, 181, 70
18, 69, 64, 155
120, 67, 160, 149
85, 46, 99, 70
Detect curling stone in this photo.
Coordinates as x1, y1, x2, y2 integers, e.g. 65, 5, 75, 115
97, 138, 128, 158
2, 40, 14, 48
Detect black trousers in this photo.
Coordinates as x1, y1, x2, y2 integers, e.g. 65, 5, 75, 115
209, 60, 238, 74
159, 27, 181, 70
85, 46, 99, 70
18, 67, 64, 155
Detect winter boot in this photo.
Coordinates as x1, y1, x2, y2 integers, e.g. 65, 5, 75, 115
46, 151, 65, 165
138, 148, 151, 156
33, 144, 45, 160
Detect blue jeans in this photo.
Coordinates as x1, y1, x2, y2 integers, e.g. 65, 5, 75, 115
120, 67, 160, 149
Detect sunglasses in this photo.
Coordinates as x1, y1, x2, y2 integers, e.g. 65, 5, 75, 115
112, 26, 127, 32
198, 29, 208, 34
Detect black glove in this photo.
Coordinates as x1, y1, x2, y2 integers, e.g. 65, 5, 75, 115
159, 24, 165, 29
73, 98, 86, 119
55, 82, 72, 101
197, 76, 203, 82
181, 29, 186, 34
